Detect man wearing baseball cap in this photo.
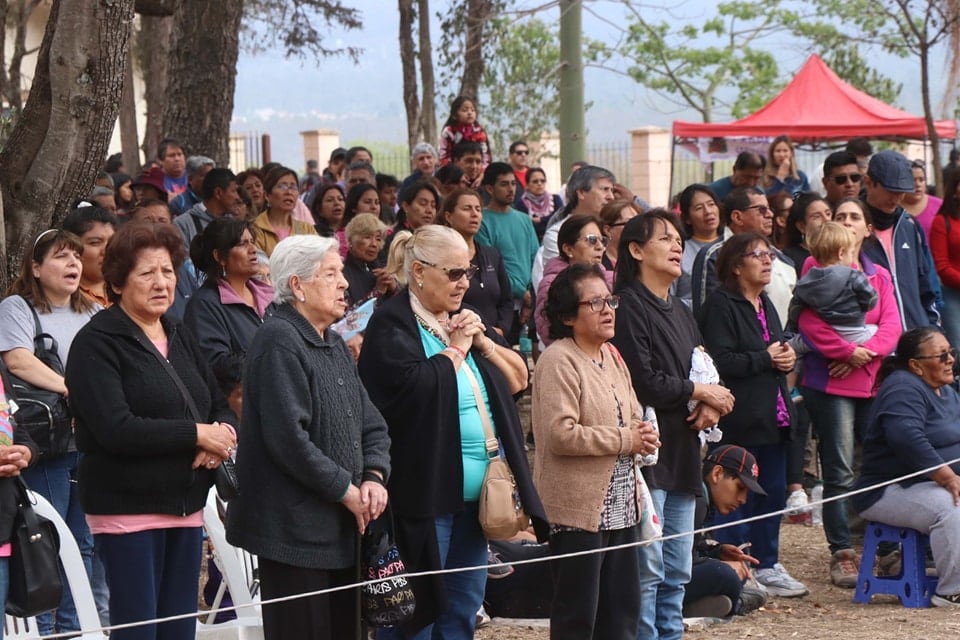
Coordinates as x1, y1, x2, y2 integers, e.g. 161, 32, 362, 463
684, 445, 770, 619
861, 149, 940, 329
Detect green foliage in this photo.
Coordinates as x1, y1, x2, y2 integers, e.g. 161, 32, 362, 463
821, 46, 902, 105
480, 17, 562, 156
601, 0, 785, 121
435, 0, 509, 107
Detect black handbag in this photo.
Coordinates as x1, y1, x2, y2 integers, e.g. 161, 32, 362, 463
140, 330, 239, 501
5, 477, 63, 617
360, 511, 415, 628
5, 299, 72, 458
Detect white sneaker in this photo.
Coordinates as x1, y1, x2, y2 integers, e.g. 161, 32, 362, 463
754, 563, 809, 597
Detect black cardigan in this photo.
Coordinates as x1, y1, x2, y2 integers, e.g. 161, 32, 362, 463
463, 244, 514, 335
66, 305, 236, 516
357, 289, 546, 630
698, 287, 796, 446
610, 280, 704, 495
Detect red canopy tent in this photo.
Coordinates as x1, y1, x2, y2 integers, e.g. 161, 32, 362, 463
672, 54, 957, 141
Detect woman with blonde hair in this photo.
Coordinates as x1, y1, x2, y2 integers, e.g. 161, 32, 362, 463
343, 213, 396, 307
359, 225, 546, 639
764, 135, 810, 196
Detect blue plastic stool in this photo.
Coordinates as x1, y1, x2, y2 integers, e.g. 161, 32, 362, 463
854, 522, 938, 608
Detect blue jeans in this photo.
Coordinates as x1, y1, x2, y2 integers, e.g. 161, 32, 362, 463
0, 556, 8, 640
941, 286, 960, 352
20, 452, 93, 635
97, 527, 203, 640
802, 387, 872, 554
378, 503, 487, 640
637, 490, 694, 640
709, 444, 786, 569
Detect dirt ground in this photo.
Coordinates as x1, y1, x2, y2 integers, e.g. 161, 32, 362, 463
476, 521, 960, 640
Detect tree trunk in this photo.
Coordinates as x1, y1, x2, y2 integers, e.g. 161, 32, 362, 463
0, 0, 134, 289
399, 0, 421, 156
460, 0, 491, 99
119, 20, 141, 177
0, 1, 9, 107
137, 12, 172, 165
6, 0, 41, 111
417, 0, 436, 149
161, 0, 243, 165
919, 45, 944, 197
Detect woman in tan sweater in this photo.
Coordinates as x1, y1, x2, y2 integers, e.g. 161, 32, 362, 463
532, 262, 660, 640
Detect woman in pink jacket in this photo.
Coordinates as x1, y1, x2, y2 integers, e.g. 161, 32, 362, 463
534, 215, 613, 348
796, 197, 902, 589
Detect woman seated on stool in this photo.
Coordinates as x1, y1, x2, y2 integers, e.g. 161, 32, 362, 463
852, 327, 960, 608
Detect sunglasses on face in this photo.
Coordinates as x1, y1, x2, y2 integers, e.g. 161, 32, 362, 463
743, 249, 778, 261
513, 149, 529, 155
831, 173, 863, 185
419, 260, 479, 282
581, 234, 610, 248
743, 204, 771, 215
578, 295, 620, 312
913, 348, 958, 364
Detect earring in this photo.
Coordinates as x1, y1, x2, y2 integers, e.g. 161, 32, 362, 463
299, 296, 306, 302
417, 281, 423, 289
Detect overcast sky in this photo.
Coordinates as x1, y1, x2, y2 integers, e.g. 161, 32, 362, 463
231, 0, 937, 168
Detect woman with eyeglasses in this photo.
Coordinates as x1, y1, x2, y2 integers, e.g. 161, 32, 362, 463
763, 135, 811, 196
599, 199, 641, 272
516, 167, 563, 241
610, 210, 736, 636
253, 165, 318, 258
768, 192, 794, 251
783, 191, 833, 278
902, 160, 942, 237
532, 262, 660, 639
852, 327, 960, 609
534, 215, 613, 349
699, 232, 809, 599
795, 198, 901, 587
358, 225, 546, 639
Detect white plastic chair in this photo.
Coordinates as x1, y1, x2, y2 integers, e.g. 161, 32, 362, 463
197, 489, 263, 640
4, 491, 102, 639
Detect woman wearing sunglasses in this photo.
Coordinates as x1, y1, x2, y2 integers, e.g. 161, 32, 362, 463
532, 262, 660, 639
534, 215, 613, 348
699, 232, 808, 598
852, 327, 960, 609
610, 210, 736, 635
358, 225, 547, 639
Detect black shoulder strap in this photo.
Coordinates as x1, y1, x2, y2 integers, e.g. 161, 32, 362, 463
21, 297, 59, 358
191, 213, 204, 236
136, 326, 202, 422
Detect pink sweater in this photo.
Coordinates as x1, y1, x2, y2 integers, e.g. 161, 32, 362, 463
798, 254, 902, 398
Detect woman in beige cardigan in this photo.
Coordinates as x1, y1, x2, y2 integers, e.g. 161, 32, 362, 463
532, 262, 660, 640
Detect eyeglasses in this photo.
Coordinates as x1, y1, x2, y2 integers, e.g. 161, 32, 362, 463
831, 173, 863, 185
581, 234, 610, 248
274, 183, 300, 192
419, 260, 479, 282
913, 348, 957, 364
578, 295, 620, 312
513, 149, 529, 156
743, 204, 771, 215
743, 249, 778, 261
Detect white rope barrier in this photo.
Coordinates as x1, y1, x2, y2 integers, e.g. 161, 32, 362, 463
35, 454, 960, 639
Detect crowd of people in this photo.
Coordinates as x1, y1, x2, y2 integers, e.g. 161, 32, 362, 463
1, 113, 960, 640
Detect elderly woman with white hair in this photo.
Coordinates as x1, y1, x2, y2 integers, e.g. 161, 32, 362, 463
358, 224, 547, 639
225, 235, 391, 640
343, 212, 397, 307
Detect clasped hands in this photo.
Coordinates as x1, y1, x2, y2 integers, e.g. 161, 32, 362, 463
194, 421, 237, 470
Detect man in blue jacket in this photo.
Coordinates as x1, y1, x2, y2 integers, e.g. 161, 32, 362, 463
860, 150, 940, 330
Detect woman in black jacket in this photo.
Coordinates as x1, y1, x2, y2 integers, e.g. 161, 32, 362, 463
66, 222, 237, 640
358, 225, 546, 639
610, 210, 734, 639
183, 217, 275, 383
699, 232, 807, 598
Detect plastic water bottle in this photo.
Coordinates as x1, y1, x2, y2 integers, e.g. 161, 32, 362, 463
639, 406, 659, 466
811, 484, 823, 526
